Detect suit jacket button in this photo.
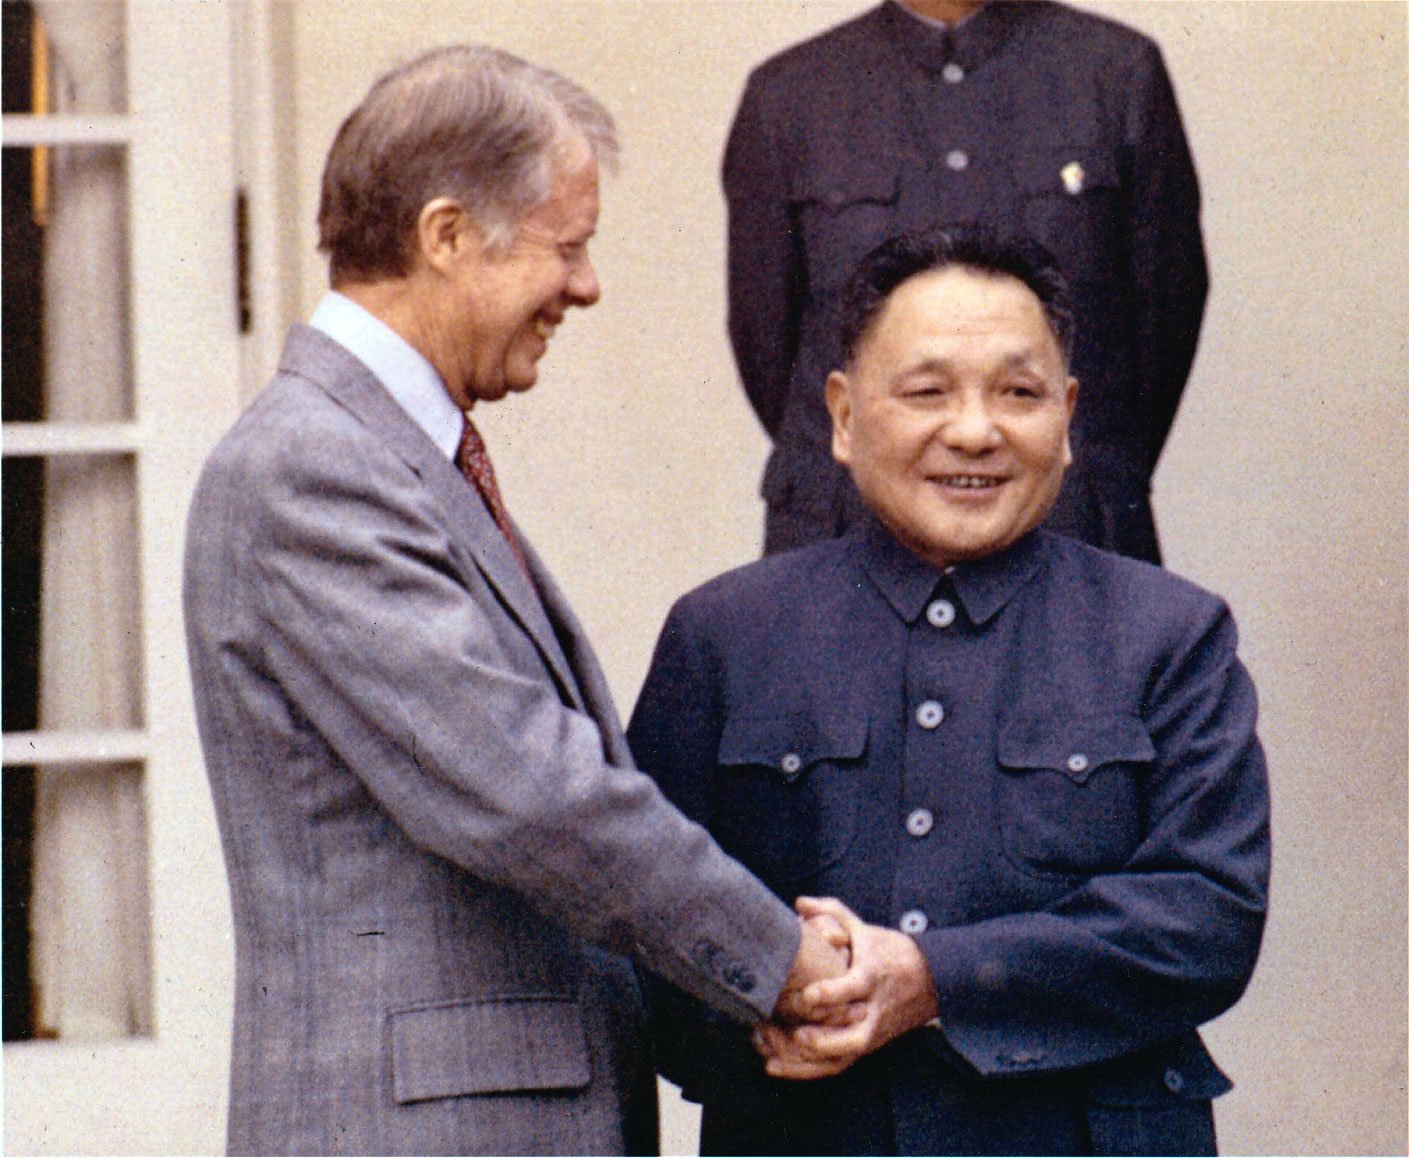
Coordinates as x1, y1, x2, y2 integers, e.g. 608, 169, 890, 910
1164, 1067, 1186, 1093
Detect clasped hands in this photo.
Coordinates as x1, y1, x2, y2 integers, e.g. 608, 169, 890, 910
763, 897, 940, 1080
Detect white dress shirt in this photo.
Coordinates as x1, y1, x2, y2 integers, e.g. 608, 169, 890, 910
309, 291, 462, 461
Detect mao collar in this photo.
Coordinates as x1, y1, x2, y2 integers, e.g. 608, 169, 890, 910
878, 0, 1030, 78
855, 515, 1049, 627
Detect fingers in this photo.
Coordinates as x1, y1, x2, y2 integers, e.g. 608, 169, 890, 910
795, 895, 860, 927
752, 1021, 791, 1056
804, 911, 850, 952
803, 941, 881, 1009
792, 998, 865, 1029
803, 968, 876, 1010
788, 1018, 875, 1058
772, 917, 851, 1023
793, 897, 881, 1012
755, 1011, 874, 1059
762, 1052, 854, 1080
759, 899, 941, 1083
797, 915, 849, 978
752, 1021, 865, 1081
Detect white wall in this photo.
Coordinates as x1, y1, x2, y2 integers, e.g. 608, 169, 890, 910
1086, 5, 1409, 1154
277, 4, 1407, 1154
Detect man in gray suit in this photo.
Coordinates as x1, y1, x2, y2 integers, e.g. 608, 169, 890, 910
184, 46, 843, 1156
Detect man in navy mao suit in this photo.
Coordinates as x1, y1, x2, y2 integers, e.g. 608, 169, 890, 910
628, 227, 1268, 1156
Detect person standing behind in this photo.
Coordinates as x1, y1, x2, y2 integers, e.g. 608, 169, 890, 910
726, 0, 1207, 561
183, 45, 845, 1157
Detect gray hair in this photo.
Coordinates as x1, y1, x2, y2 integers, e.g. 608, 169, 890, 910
317, 45, 619, 283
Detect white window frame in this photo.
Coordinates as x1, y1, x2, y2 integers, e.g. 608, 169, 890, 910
2, 3, 245, 1151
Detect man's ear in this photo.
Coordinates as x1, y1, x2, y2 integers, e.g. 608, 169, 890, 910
416, 197, 475, 274
826, 370, 854, 467
1061, 374, 1079, 467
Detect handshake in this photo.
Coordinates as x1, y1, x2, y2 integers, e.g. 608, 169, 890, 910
761, 897, 941, 1081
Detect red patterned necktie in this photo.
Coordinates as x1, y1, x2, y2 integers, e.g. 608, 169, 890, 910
457, 415, 530, 576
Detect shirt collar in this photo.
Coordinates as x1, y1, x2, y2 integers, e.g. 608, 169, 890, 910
308, 291, 463, 461
854, 514, 1050, 627
880, 0, 1027, 77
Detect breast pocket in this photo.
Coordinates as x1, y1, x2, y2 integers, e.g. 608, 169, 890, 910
712, 707, 867, 891
996, 710, 1153, 878
1016, 146, 1122, 286
792, 169, 900, 295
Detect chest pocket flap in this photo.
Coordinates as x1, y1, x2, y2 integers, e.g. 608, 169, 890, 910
791, 166, 901, 295
1015, 145, 1122, 285
792, 165, 900, 211
713, 706, 867, 887
998, 710, 1154, 783
1013, 145, 1120, 199
997, 710, 1154, 876
719, 706, 867, 779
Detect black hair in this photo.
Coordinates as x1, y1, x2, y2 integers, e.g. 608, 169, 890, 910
838, 224, 1075, 365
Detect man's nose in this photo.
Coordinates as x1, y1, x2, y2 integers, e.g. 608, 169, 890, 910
567, 253, 600, 307
940, 392, 1002, 452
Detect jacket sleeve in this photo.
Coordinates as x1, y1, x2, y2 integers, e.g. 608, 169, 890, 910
1120, 40, 1209, 470
723, 70, 805, 439
234, 430, 799, 1026
628, 598, 773, 1101
922, 599, 1270, 1076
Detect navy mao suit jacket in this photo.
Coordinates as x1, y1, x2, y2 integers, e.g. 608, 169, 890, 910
629, 524, 1269, 1156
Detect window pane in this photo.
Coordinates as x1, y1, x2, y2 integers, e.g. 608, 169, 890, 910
0, 453, 144, 734
32, 0, 128, 116
1, 457, 44, 733
29, 762, 151, 1040
40, 453, 145, 730
0, 144, 135, 425
3, 0, 150, 1049
2, 767, 38, 1041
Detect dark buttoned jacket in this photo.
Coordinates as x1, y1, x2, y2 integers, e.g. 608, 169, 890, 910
725, 1, 1208, 562
628, 523, 1269, 1155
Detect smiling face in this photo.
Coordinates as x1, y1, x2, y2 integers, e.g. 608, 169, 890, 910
428, 135, 602, 408
828, 264, 1077, 569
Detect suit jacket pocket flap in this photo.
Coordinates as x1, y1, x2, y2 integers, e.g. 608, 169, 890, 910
390, 997, 590, 1103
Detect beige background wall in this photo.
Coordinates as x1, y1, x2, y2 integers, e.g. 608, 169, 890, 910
278, 3, 1407, 1154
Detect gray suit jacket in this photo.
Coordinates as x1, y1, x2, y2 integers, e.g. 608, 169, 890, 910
183, 326, 800, 1156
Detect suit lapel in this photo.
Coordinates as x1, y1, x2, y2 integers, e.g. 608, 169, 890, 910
280, 326, 588, 712
523, 544, 632, 767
